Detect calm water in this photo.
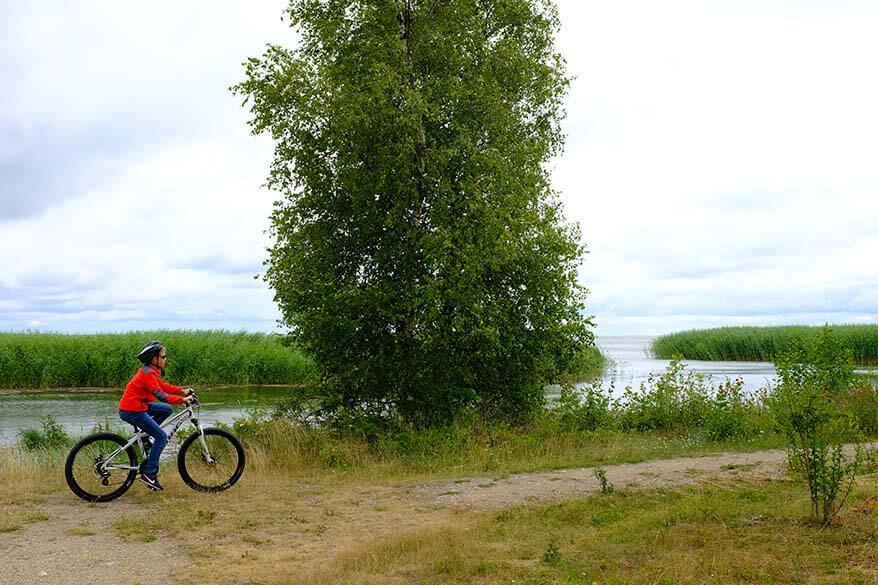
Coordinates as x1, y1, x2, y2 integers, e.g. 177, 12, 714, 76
0, 336, 780, 446
594, 335, 777, 395
0, 386, 296, 447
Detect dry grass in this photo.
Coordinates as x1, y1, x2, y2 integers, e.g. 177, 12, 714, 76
4, 434, 878, 584
0, 447, 63, 533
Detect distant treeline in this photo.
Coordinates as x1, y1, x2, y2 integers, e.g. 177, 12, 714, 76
652, 325, 878, 365
0, 330, 315, 389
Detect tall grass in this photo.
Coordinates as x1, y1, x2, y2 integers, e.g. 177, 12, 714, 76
0, 330, 314, 389
652, 324, 878, 365
0, 330, 602, 391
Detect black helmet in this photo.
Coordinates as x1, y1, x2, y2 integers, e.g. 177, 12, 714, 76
136, 340, 164, 365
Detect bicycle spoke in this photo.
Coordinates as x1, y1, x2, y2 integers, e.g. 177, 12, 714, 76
66, 435, 137, 502
178, 429, 244, 491
184, 436, 237, 487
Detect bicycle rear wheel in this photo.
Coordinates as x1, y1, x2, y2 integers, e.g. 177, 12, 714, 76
65, 433, 138, 502
177, 428, 245, 492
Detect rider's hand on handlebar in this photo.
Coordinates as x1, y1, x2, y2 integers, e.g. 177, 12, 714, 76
183, 387, 195, 397
183, 395, 196, 405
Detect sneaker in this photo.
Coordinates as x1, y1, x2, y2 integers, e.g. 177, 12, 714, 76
139, 473, 163, 491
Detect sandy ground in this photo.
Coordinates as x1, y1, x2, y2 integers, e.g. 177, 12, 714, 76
0, 447, 796, 585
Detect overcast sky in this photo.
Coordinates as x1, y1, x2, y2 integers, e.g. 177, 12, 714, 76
1, 1, 876, 337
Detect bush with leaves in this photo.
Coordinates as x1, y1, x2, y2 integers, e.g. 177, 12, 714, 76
550, 381, 613, 432
18, 413, 71, 451
617, 359, 711, 432
768, 326, 862, 524
701, 377, 772, 441
614, 359, 773, 439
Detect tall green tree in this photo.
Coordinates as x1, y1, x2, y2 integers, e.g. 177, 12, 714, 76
235, 0, 593, 426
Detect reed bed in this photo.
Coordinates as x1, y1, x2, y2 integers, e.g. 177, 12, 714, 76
0, 330, 314, 389
652, 324, 878, 365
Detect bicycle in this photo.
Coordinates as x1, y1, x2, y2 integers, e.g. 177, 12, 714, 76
64, 392, 245, 502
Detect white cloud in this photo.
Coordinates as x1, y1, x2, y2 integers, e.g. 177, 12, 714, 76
554, 0, 878, 333
1, 0, 876, 335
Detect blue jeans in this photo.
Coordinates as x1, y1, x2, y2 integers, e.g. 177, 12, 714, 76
119, 402, 173, 476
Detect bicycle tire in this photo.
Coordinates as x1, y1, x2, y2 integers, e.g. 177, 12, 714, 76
177, 428, 245, 492
65, 433, 138, 502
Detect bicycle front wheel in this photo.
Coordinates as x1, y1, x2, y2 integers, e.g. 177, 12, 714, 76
65, 433, 138, 502
177, 428, 245, 492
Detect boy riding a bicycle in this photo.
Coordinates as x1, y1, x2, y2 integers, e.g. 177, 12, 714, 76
118, 340, 194, 491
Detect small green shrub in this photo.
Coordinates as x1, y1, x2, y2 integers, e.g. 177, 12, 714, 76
551, 381, 612, 432
613, 359, 776, 440
18, 414, 71, 451
594, 468, 614, 494
768, 326, 863, 524
701, 377, 772, 441
541, 542, 562, 566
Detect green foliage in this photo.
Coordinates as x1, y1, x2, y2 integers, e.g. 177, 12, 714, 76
767, 326, 862, 524
232, 409, 787, 480
613, 360, 772, 440
594, 468, 613, 494
841, 377, 878, 435
234, 0, 593, 426
18, 414, 71, 451
701, 377, 774, 441
550, 381, 612, 432
0, 330, 314, 389
652, 324, 878, 365
617, 360, 710, 432
541, 541, 562, 566
566, 345, 608, 381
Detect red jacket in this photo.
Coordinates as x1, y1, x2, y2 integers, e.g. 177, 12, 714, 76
118, 366, 185, 412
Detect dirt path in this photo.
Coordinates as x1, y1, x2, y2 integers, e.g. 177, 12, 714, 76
0, 497, 190, 585
415, 448, 788, 510
0, 448, 790, 585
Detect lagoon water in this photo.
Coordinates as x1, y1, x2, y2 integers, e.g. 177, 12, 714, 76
595, 335, 777, 396
0, 386, 295, 447
0, 336, 779, 446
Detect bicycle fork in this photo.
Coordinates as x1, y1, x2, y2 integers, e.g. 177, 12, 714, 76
191, 418, 216, 464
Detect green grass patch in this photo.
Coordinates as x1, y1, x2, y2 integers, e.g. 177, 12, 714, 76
113, 517, 160, 542
311, 477, 878, 584
65, 525, 97, 537
0, 330, 314, 389
652, 324, 878, 365
0, 508, 48, 533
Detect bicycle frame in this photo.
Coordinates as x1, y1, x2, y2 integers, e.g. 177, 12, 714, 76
98, 403, 214, 474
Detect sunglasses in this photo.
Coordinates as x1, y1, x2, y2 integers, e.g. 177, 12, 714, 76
159, 354, 168, 359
